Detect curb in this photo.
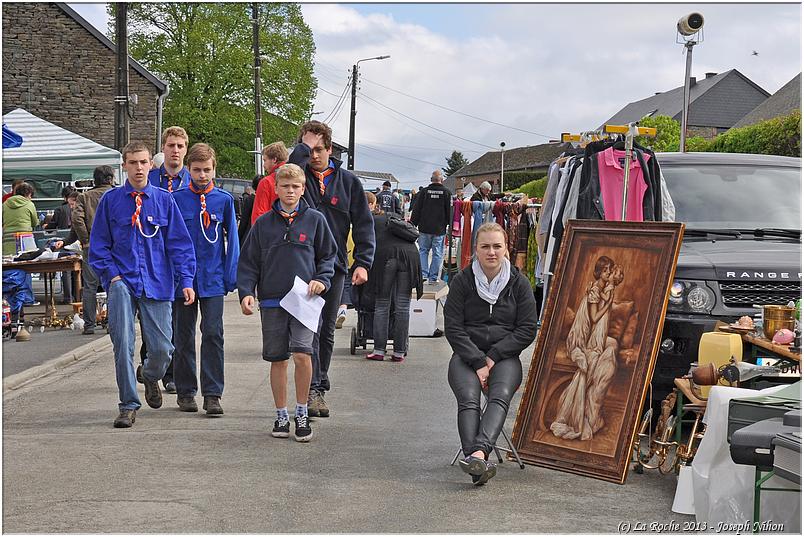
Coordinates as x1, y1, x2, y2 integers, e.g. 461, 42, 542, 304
4, 335, 113, 392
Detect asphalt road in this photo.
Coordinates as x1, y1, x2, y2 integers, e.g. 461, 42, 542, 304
3, 294, 690, 533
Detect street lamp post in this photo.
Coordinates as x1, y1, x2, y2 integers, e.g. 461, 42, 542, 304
677, 12, 704, 153
348, 55, 390, 170
499, 141, 506, 193
252, 3, 263, 176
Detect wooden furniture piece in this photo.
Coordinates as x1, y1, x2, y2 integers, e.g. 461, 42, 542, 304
2, 255, 82, 328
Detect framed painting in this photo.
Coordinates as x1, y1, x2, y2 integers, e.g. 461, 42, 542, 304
512, 220, 684, 484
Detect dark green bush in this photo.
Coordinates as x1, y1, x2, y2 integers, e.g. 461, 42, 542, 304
514, 176, 547, 199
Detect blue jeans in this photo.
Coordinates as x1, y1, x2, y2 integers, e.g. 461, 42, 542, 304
372, 259, 411, 354
173, 295, 225, 397
418, 233, 445, 281
107, 280, 174, 411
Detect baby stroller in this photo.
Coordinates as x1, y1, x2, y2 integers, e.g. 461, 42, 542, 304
349, 281, 395, 355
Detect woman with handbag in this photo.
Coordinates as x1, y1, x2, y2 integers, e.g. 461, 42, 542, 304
363, 192, 423, 362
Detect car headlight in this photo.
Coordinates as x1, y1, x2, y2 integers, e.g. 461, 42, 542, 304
667, 280, 716, 313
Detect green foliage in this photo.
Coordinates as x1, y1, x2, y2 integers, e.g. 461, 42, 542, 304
114, 3, 316, 179
706, 110, 801, 157
685, 136, 709, 152
503, 171, 545, 191
634, 115, 681, 152
443, 150, 469, 177
513, 176, 547, 199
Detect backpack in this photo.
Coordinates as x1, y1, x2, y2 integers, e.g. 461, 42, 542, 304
385, 213, 419, 243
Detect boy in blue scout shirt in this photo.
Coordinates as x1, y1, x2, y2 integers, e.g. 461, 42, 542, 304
237, 163, 337, 442
171, 143, 239, 416
89, 140, 196, 429
288, 120, 375, 418
139, 125, 191, 393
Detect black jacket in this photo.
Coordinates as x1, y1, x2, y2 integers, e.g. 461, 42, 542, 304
238, 192, 255, 247
410, 182, 451, 235
289, 144, 375, 274
237, 198, 337, 303
46, 202, 71, 230
444, 264, 538, 371
376, 189, 401, 215
365, 213, 423, 302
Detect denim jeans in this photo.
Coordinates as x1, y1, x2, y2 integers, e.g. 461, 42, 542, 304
311, 270, 345, 393
372, 258, 411, 354
107, 280, 174, 411
173, 295, 225, 397
81, 248, 99, 329
418, 233, 445, 281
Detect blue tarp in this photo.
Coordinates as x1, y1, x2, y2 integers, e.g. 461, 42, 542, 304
2, 269, 34, 313
2, 123, 23, 149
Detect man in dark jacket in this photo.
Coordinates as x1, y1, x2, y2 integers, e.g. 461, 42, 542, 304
376, 180, 401, 215
72, 166, 115, 334
288, 120, 375, 417
410, 170, 451, 282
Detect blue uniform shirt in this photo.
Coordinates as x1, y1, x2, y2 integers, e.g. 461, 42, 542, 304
148, 165, 191, 192
89, 181, 196, 301
172, 183, 239, 298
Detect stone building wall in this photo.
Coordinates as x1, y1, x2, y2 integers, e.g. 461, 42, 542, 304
2, 3, 161, 151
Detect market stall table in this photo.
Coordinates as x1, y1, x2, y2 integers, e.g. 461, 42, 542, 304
2, 255, 82, 329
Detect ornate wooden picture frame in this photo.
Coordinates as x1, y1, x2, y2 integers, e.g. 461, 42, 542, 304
512, 220, 684, 484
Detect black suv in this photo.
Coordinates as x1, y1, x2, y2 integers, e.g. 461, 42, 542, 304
651, 152, 801, 400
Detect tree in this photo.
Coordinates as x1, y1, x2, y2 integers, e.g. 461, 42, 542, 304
634, 115, 681, 152
111, 3, 316, 179
442, 150, 469, 177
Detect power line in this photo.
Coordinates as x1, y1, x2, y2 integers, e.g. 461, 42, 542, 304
358, 90, 497, 150
361, 140, 485, 155
321, 76, 351, 125
360, 143, 443, 167
357, 151, 424, 173
361, 76, 554, 139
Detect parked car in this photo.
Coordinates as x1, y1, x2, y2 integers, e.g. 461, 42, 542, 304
215, 177, 251, 220
651, 152, 801, 401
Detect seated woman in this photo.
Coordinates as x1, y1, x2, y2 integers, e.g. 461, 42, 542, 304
444, 222, 538, 485
363, 192, 423, 361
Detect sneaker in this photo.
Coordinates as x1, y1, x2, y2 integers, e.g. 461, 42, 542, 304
82, 327, 95, 335
143, 376, 163, 409
113, 409, 136, 428
163, 380, 177, 394
136, 365, 144, 384
203, 396, 224, 416
335, 308, 347, 329
315, 392, 330, 418
177, 396, 198, 412
272, 419, 290, 438
475, 462, 497, 486
294, 414, 313, 442
390, 353, 405, 363
365, 352, 384, 361
307, 391, 321, 418
458, 455, 487, 477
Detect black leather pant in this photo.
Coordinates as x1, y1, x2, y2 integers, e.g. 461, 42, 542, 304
448, 353, 522, 458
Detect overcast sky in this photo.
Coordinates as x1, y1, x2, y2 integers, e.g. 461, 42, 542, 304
70, 2, 801, 187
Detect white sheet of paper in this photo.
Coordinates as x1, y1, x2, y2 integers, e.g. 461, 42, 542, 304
279, 276, 326, 333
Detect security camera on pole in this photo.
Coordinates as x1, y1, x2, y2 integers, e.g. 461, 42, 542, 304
677, 12, 705, 153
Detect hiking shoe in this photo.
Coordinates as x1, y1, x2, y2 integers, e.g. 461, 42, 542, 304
114, 409, 136, 428
365, 352, 384, 361
307, 390, 321, 418
272, 419, 290, 438
294, 414, 313, 442
315, 392, 329, 417
163, 380, 177, 394
82, 327, 95, 335
136, 365, 144, 384
143, 376, 163, 409
177, 396, 198, 412
203, 396, 223, 416
335, 308, 347, 329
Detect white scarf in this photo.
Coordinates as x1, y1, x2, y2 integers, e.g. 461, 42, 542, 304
472, 257, 511, 305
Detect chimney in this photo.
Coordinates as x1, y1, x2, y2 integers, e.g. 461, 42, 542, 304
705, 72, 717, 79
689, 76, 697, 86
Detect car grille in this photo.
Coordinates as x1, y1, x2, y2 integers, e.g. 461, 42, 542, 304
718, 281, 802, 308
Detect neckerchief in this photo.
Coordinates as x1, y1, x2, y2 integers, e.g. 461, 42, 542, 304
189, 181, 215, 228
314, 168, 334, 196
130, 191, 144, 231
278, 205, 299, 226
163, 168, 181, 192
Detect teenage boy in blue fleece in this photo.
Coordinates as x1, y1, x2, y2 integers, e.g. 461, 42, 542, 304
171, 143, 239, 416
289, 120, 375, 417
238, 163, 337, 442
139, 125, 191, 393
90, 140, 196, 428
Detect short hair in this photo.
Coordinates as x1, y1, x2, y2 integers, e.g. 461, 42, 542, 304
593, 256, 615, 279
67, 191, 80, 201
479, 181, 492, 191
11, 178, 24, 189
252, 174, 262, 191
161, 126, 189, 147
262, 141, 289, 162
275, 163, 305, 184
61, 185, 76, 199
298, 120, 332, 149
431, 170, 443, 182
15, 182, 34, 198
475, 222, 507, 245
186, 142, 217, 169
122, 140, 151, 161
93, 165, 115, 187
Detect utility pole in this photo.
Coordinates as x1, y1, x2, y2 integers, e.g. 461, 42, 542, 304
347, 55, 390, 171
252, 3, 263, 176
679, 40, 695, 153
114, 3, 129, 152
499, 141, 506, 193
